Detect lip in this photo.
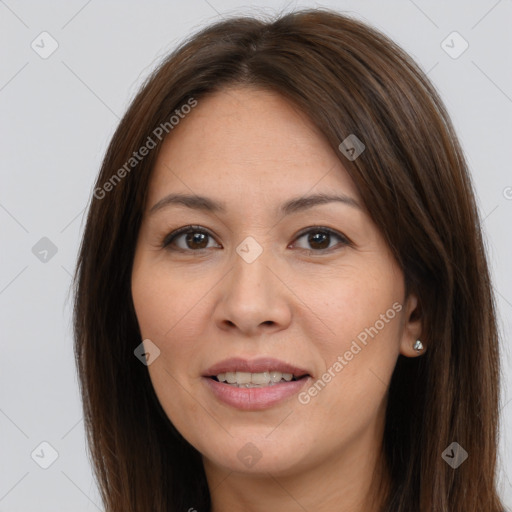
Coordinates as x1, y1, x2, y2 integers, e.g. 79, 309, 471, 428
202, 357, 312, 411
203, 357, 310, 377
203, 375, 311, 410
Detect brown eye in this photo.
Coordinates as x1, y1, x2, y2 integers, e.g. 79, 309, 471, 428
184, 231, 209, 250
163, 226, 220, 251
162, 225, 349, 254
293, 227, 349, 252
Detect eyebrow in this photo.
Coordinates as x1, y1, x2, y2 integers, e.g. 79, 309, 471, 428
148, 192, 361, 216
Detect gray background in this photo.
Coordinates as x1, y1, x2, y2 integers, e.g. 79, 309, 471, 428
1, 0, 511, 510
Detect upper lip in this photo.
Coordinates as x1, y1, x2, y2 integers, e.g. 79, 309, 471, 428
204, 357, 311, 377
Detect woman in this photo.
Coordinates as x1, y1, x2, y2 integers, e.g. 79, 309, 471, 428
73, 8, 505, 512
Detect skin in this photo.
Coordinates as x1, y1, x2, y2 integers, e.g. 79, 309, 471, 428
131, 86, 423, 512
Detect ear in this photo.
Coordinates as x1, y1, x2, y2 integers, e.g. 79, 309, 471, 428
399, 293, 424, 357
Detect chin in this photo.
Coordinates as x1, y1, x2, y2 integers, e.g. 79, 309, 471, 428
199, 433, 314, 476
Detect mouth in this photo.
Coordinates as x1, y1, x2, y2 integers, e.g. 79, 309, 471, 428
209, 371, 310, 388
202, 357, 312, 410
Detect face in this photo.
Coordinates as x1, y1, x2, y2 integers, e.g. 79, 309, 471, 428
131, 86, 422, 480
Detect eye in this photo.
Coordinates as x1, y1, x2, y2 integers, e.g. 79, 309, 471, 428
162, 225, 350, 254
162, 225, 221, 252
291, 226, 350, 252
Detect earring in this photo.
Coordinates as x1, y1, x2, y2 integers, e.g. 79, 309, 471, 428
413, 339, 424, 352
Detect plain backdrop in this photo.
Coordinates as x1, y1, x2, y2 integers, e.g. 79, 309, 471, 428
1, 0, 511, 510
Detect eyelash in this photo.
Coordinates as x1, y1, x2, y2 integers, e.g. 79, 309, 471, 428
161, 225, 351, 254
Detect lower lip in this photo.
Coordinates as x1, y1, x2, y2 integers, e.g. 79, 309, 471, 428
203, 377, 311, 410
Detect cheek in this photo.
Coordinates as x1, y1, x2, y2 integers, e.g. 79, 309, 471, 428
131, 258, 213, 396
131, 258, 208, 342
305, 265, 403, 349
131, 265, 207, 440
301, 268, 403, 408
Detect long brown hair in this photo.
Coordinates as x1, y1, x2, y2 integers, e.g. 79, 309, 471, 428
73, 8, 504, 511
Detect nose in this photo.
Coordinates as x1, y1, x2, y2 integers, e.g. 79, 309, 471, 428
213, 244, 292, 337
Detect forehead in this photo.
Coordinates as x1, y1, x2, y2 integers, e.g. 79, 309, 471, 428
147, 86, 360, 210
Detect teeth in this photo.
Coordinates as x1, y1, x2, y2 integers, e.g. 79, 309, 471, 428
236, 371, 252, 384
215, 370, 302, 387
270, 371, 282, 382
251, 371, 270, 384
